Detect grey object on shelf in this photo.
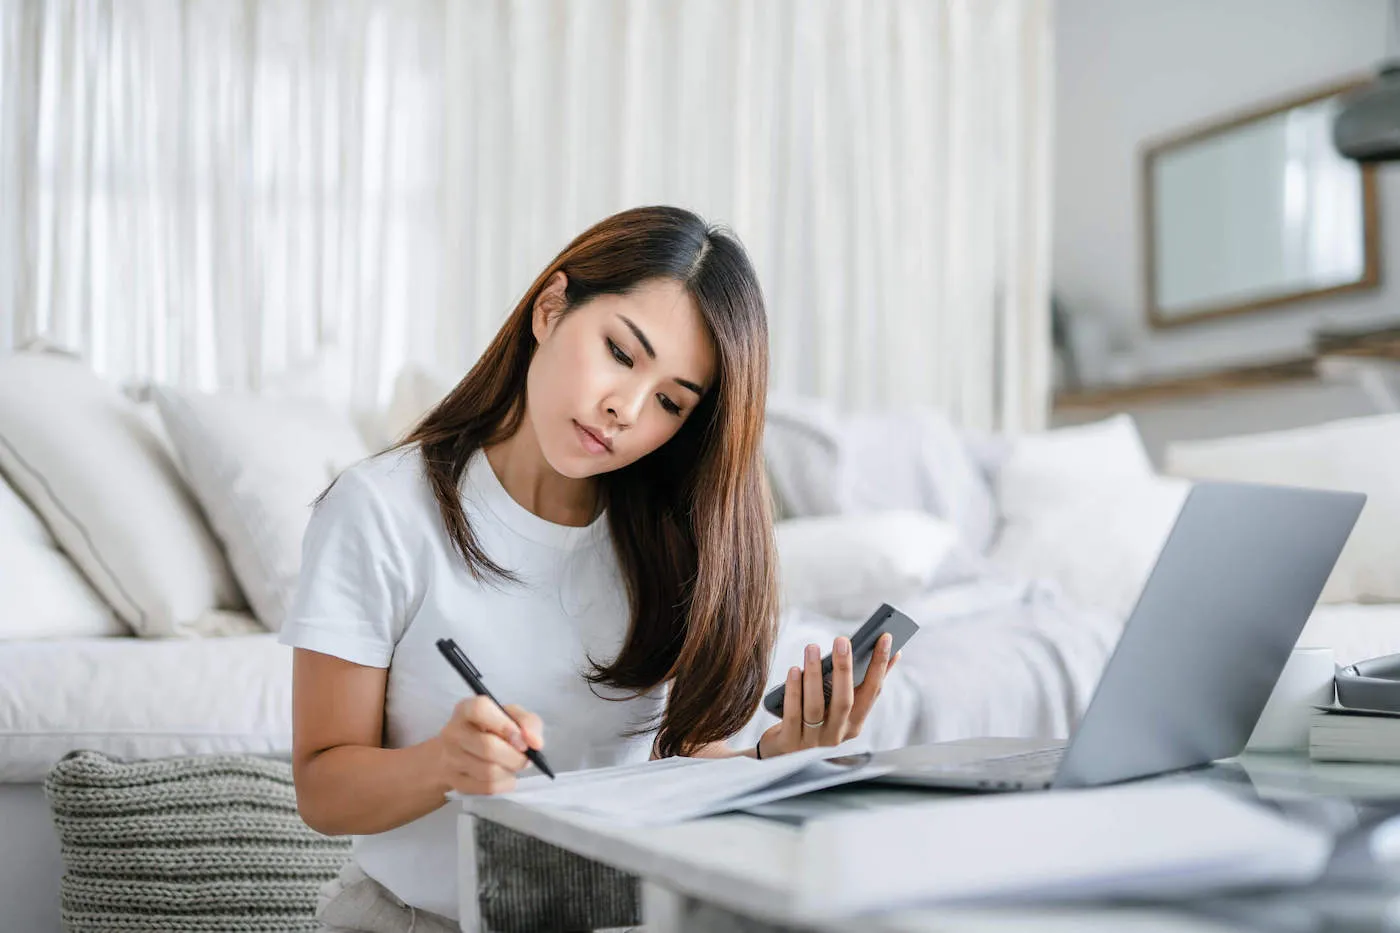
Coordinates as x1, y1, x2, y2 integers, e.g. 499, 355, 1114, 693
1334, 0, 1400, 162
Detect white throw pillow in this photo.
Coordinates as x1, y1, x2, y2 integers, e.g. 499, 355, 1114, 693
995, 414, 1156, 522
837, 408, 1000, 555
775, 511, 961, 617
1165, 415, 1400, 603
990, 414, 1174, 618
153, 387, 370, 631
988, 475, 1190, 620
0, 351, 244, 636
0, 473, 127, 639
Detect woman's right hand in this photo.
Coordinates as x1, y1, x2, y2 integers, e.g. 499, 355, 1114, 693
435, 697, 545, 796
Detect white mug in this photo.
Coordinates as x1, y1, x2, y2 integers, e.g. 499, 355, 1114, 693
1246, 646, 1336, 752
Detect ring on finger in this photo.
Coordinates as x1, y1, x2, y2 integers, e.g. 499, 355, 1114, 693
802, 717, 825, 728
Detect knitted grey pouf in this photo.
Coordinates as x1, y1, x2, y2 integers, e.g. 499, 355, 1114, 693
44, 750, 350, 932
473, 819, 640, 932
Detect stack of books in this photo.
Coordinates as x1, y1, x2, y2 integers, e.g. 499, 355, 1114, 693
1309, 705, 1400, 763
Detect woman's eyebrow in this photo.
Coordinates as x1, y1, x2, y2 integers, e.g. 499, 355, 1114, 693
618, 315, 656, 359
618, 314, 706, 396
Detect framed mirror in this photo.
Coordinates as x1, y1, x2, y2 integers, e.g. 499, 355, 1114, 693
1143, 79, 1381, 328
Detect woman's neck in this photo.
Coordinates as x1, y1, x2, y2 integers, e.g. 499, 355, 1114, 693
483, 421, 600, 528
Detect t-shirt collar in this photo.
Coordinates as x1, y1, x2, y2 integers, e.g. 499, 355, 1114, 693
462, 449, 607, 550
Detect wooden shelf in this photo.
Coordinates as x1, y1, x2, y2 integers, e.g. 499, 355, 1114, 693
1053, 323, 1400, 410
1054, 357, 1318, 409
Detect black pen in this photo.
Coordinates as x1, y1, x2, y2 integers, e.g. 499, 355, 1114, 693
435, 637, 556, 780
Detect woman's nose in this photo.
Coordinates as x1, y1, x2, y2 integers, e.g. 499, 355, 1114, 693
604, 387, 647, 426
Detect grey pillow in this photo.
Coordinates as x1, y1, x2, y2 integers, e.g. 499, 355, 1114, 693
765, 395, 1001, 554
45, 750, 349, 932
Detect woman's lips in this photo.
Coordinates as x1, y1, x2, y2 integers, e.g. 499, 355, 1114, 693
574, 420, 612, 454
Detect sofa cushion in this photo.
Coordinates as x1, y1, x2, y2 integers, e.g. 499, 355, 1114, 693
0, 631, 289, 782
989, 475, 1190, 620
987, 415, 1176, 619
763, 396, 999, 553
775, 511, 965, 617
44, 750, 349, 933
1166, 414, 1400, 603
152, 387, 369, 631
0, 351, 245, 635
0, 473, 127, 639
995, 414, 1156, 522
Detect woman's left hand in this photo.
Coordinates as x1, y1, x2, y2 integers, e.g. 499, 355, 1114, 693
756, 634, 900, 759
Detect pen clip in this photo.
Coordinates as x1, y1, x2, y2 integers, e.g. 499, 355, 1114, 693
443, 638, 483, 680
463, 653, 482, 680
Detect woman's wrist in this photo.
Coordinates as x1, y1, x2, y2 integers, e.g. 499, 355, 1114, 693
419, 735, 456, 800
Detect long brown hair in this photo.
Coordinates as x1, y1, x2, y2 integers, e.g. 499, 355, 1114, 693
402, 206, 776, 758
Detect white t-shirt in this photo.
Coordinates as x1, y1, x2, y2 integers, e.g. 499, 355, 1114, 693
279, 447, 664, 919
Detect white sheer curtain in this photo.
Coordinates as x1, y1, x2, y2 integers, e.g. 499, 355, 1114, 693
2, 0, 1051, 430
443, 0, 1053, 430
0, 0, 443, 412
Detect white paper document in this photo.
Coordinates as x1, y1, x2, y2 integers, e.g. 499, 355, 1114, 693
794, 782, 1334, 917
501, 746, 891, 825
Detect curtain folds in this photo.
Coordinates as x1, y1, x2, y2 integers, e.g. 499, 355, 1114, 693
1, 0, 1051, 430
0, 0, 443, 412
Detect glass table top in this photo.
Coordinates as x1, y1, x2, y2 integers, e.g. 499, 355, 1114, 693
738, 751, 1400, 931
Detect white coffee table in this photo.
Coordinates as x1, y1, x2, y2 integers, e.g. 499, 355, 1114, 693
456, 739, 1400, 932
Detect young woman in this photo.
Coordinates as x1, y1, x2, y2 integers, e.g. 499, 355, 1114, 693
281, 206, 900, 931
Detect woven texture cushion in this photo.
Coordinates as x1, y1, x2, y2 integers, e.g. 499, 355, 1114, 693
44, 750, 349, 932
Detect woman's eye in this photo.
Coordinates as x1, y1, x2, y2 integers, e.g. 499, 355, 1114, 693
658, 395, 682, 416
607, 338, 632, 367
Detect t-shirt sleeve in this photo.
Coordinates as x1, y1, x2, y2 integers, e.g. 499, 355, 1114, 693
278, 468, 415, 668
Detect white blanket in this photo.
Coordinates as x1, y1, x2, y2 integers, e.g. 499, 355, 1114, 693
733, 577, 1123, 754
737, 580, 1400, 758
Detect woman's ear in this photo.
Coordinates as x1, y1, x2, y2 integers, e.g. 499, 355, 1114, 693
532, 271, 569, 342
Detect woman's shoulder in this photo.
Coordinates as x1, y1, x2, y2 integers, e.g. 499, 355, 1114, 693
323, 445, 436, 520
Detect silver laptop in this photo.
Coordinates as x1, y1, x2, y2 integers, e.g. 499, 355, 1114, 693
874, 480, 1365, 793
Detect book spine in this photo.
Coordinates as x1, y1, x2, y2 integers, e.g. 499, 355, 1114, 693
1309, 746, 1400, 763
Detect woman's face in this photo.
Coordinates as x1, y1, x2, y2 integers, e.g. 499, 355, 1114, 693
526, 273, 717, 479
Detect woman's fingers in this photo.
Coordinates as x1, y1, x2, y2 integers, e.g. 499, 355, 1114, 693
502, 704, 545, 751
847, 633, 894, 735
824, 637, 855, 743
460, 696, 528, 749
779, 663, 802, 750
801, 643, 825, 747
453, 750, 518, 792
457, 727, 529, 772
439, 734, 521, 793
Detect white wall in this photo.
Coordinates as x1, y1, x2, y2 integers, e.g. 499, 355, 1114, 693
1055, 0, 1400, 381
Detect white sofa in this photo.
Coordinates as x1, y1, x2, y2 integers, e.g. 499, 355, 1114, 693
4, 350, 1400, 932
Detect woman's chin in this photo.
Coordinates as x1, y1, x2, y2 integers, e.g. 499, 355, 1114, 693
541, 445, 605, 480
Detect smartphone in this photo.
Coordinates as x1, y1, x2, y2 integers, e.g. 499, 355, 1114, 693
762, 603, 920, 718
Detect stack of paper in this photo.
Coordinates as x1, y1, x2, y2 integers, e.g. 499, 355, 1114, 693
1311, 705, 1400, 763
793, 782, 1333, 917
500, 746, 890, 825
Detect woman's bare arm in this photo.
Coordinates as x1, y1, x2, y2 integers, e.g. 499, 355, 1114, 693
290, 648, 451, 836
